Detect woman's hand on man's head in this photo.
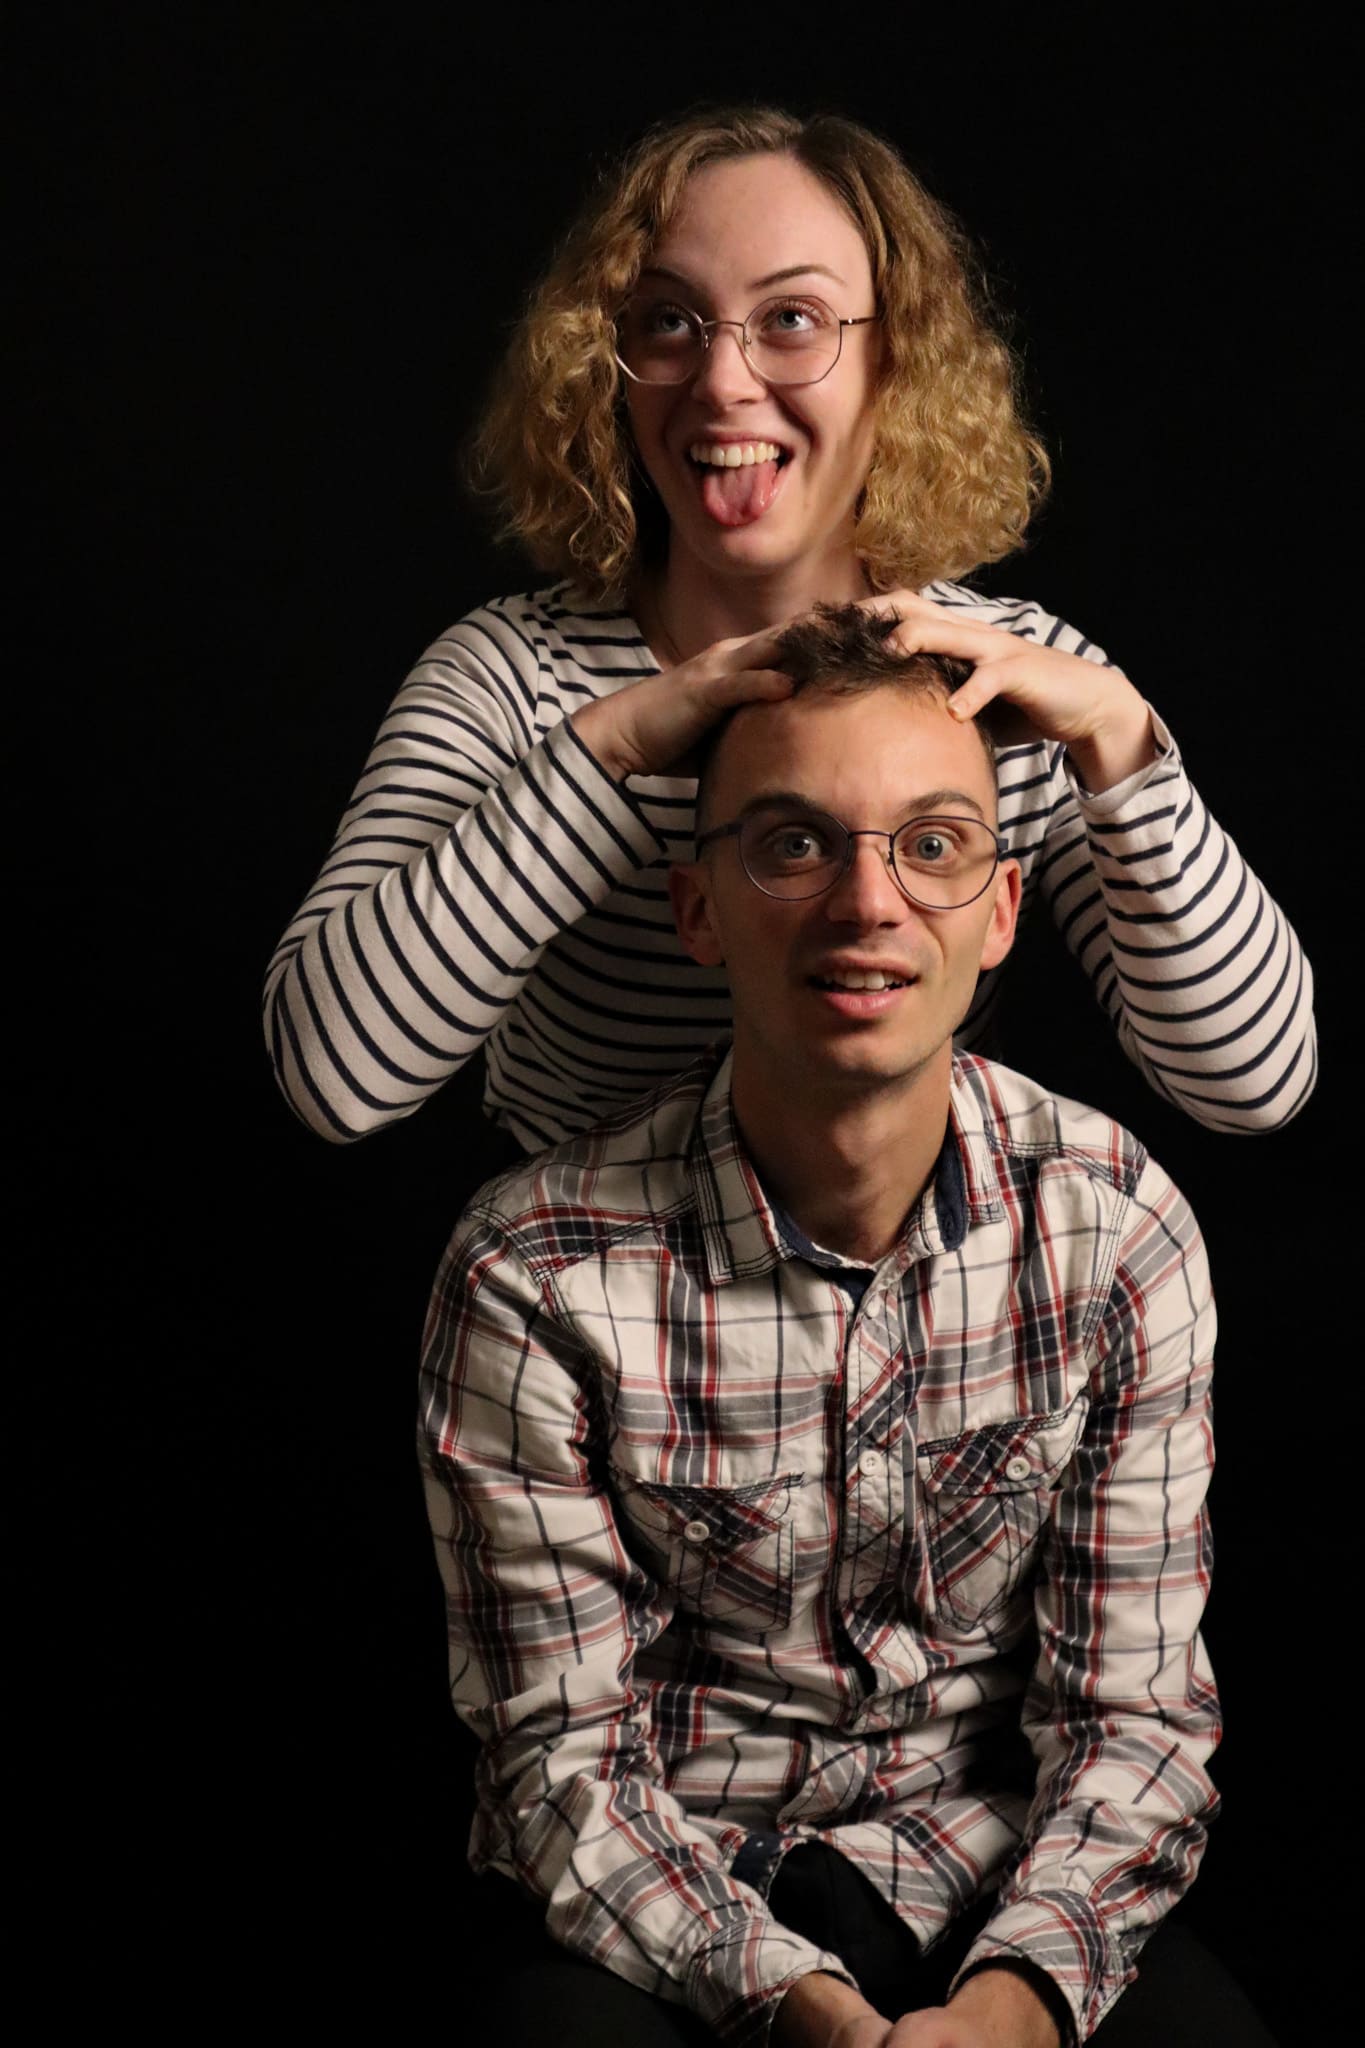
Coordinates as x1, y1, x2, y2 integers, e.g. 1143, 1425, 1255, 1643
571, 624, 794, 782
857, 589, 1156, 793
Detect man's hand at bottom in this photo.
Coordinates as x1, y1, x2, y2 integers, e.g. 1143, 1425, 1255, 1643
774, 1964, 1062, 2048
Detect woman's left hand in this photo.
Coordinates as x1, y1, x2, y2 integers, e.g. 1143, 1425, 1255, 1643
857, 589, 1157, 793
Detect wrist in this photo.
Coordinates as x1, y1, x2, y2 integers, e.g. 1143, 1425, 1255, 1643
1067, 690, 1156, 794
949, 1963, 1064, 2048
570, 699, 637, 783
772, 1970, 880, 2047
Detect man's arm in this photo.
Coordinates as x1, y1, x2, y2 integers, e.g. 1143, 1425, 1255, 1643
951, 1156, 1220, 2043
418, 1203, 860, 2044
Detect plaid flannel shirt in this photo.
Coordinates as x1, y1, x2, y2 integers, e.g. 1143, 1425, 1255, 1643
419, 1047, 1219, 2045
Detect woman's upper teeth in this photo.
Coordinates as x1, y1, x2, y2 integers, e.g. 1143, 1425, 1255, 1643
689, 441, 783, 467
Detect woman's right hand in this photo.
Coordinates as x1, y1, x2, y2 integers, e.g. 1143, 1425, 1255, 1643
571, 625, 794, 781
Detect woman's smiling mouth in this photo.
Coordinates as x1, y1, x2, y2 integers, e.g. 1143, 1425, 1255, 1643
686, 439, 792, 526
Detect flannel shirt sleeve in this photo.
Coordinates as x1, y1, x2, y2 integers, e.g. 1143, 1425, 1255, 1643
418, 1205, 859, 2045
953, 1156, 1221, 2043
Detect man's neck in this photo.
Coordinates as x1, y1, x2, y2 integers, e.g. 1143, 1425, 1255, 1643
645, 537, 871, 660
730, 1050, 952, 1265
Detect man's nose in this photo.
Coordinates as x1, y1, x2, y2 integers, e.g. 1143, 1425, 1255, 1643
688, 325, 768, 404
822, 838, 913, 925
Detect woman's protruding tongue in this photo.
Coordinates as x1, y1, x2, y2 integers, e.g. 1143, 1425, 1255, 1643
700, 458, 783, 527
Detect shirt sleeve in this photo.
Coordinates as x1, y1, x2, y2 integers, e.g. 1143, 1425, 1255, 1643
952, 1156, 1221, 2042
418, 1207, 858, 2045
1023, 619, 1316, 1132
262, 609, 665, 1143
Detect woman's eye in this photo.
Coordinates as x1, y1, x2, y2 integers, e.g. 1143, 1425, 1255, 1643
760, 299, 823, 336
642, 303, 694, 338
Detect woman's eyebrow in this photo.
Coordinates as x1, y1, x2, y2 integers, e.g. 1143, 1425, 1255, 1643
752, 264, 846, 290
636, 263, 846, 295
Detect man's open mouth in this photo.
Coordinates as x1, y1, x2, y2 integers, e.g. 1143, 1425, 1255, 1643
810, 970, 912, 992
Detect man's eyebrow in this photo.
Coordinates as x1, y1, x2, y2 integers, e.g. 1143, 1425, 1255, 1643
733, 788, 990, 822
636, 263, 846, 297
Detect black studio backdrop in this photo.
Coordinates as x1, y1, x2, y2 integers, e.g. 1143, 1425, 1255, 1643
23, 8, 1352, 2027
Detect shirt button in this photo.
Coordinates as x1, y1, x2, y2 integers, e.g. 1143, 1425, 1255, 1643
683, 1518, 711, 1544
858, 1449, 884, 1475
1005, 1456, 1032, 1482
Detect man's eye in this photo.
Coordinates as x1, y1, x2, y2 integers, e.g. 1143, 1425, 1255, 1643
761, 823, 832, 864
905, 830, 957, 865
774, 829, 823, 860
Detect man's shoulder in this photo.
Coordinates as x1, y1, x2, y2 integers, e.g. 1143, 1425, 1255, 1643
463, 1057, 715, 1275
952, 1052, 1150, 1202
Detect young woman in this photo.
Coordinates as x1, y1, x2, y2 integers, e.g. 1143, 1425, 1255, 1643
264, 105, 1315, 1153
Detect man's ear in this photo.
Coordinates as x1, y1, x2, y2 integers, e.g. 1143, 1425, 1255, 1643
977, 858, 1021, 973
669, 861, 726, 968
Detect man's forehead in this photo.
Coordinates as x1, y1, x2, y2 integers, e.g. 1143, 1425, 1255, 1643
714, 686, 996, 813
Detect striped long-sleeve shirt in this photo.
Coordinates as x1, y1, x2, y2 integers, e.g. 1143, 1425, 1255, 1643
265, 581, 1316, 1149
419, 1046, 1220, 2045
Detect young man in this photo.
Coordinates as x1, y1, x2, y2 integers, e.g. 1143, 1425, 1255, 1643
420, 609, 1258, 2046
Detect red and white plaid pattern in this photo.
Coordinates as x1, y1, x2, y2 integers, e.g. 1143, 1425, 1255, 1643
420, 1048, 1219, 2044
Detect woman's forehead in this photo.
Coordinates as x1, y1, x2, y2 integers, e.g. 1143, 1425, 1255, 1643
649, 154, 871, 289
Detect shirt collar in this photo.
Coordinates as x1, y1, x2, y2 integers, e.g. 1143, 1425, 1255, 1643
688, 1047, 1005, 1289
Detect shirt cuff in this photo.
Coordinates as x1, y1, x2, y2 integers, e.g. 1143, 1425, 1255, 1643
951, 1891, 1134, 2045
1063, 706, 1180, 814
551, 712, 673, 861
684, 1920, 860, 2047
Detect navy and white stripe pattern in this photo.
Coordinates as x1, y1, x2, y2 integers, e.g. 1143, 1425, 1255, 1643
264, 582, 1316, 1149
419, 1047, 1219, 2043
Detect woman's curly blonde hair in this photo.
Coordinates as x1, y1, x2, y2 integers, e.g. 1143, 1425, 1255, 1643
469, 105, 1049, 603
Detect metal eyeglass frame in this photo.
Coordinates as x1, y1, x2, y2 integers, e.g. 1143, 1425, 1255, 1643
694, 811, 1010, 910
614, 296, 881, 389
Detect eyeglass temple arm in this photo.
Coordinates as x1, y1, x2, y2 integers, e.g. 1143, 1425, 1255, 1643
693, 821, 744, 852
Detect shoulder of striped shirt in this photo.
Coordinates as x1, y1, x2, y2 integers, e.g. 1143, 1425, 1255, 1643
464, 1050, 1156, 1280
432, 580, 1082, 661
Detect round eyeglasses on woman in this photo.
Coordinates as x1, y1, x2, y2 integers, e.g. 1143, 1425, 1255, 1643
695, 806, 1010, 910
614, 294, 880, 388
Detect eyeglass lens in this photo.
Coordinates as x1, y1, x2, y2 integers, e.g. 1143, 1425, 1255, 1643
617, 295, 844, 387
739, 809, 1000, 906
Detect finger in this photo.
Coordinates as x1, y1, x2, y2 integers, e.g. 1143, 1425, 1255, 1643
946, 662, 1007, 719
705, 666, 794, 710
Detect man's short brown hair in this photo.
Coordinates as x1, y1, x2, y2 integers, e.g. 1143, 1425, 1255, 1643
694, 603, 993, 833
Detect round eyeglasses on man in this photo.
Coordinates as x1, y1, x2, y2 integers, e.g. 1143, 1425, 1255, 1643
615, 295, 880, 388
695, 806, 1010, 910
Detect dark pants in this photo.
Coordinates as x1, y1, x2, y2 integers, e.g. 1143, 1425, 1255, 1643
475, 1844, 1278, 2045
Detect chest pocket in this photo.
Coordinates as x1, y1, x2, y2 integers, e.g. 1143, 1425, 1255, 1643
915, 1393, 1089, 1632
612, 1469, 801, 1636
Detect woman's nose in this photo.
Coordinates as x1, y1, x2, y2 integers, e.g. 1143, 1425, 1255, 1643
688, 325, 768, 404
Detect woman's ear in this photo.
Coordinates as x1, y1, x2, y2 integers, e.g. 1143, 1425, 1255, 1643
669, 861, 726, 967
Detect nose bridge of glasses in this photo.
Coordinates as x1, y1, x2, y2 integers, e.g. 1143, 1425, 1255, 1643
829, 829, 911, 906
695, 314, 765, 378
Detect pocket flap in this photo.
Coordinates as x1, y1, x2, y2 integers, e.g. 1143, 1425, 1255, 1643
614, 1470, 801, 1554
917, 1392, 1089, 1497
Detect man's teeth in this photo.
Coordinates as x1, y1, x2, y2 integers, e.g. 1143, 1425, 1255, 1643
817, 971, 908, 991
689, 441, 784, 468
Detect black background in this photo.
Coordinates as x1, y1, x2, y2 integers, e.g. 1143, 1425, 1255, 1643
21, 6, 1353, 2028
